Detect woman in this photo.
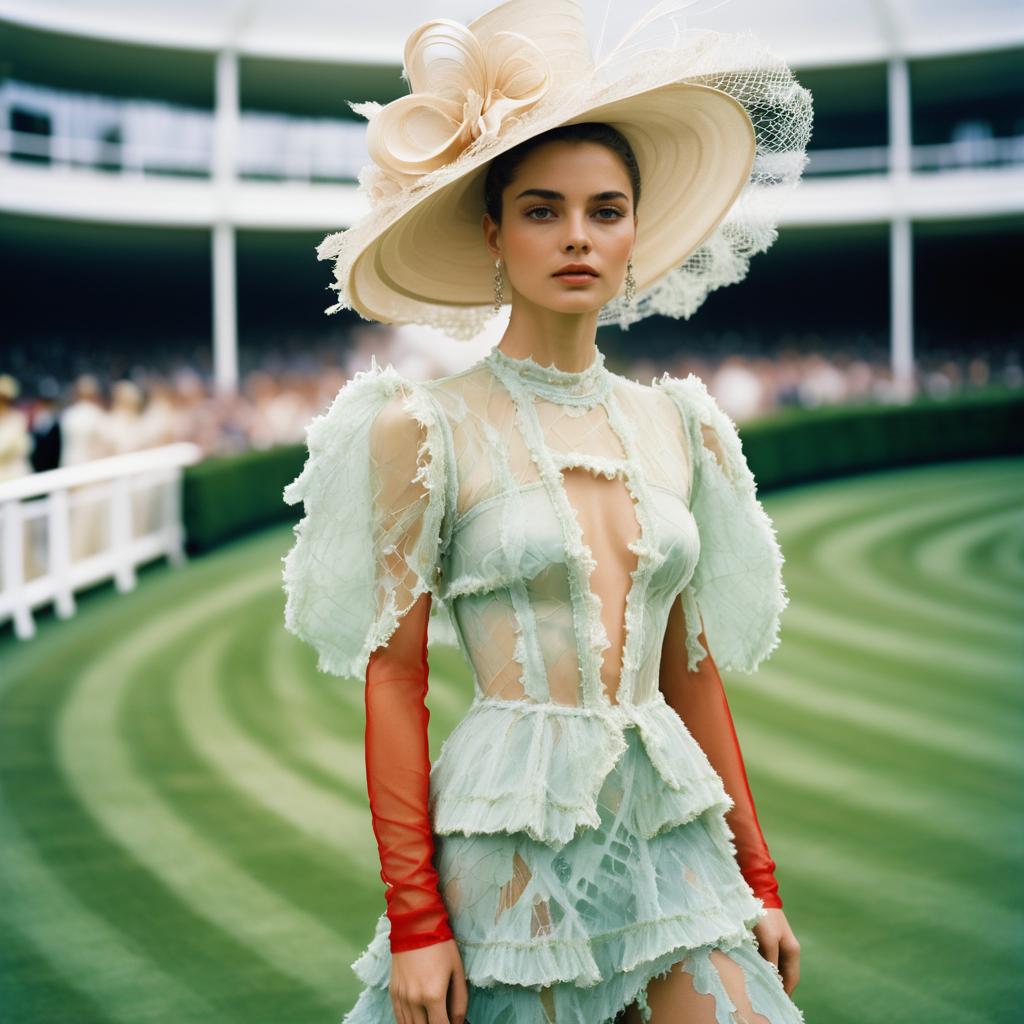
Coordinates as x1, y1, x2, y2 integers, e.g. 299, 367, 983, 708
282, 3, 813, 1022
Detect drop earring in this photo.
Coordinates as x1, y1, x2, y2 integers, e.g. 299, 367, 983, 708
624, 256, 637, 305
493, 257, 504, 311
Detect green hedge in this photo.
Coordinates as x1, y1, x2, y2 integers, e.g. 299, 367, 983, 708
182, 387, 1024, 554
182, 443, 308, 554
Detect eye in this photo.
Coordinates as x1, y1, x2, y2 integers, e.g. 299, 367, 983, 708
594, 207, 626, 220
525, 206, 555, 220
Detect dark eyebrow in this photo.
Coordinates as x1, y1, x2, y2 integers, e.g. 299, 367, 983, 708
513, 188, 629, 202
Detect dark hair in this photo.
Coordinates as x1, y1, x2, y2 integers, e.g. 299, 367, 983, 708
483, 122, 641, 225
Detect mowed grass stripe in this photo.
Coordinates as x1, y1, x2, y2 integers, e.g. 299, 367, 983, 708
766, 610, 1021, 724
176, 620, 378, 866
737, 737, 1021, 964
985, 511, 1024, 587
215, 591, 370, 801
119, 584, 389, 970
769, 474, 1022, 678
762, 862, 1011, 1024
0, 913, 113, 1024
771, 459, 1018, 572
57, 570, 362, 1004
855, 486, 1024, 627
781, 518, 1021, 675
0, 781, 222, 1023
913, 503, 1024, 610
742, 653, 1018, 773
734, 650, 1021, 844
736, 705, 1021, 869
0, 580, 334, 1021
116, 569, 391, 942
729, 667, 1020, 866
810, 488, 1024, 641
778, 597, 1018, 683
233, 587, 472, 797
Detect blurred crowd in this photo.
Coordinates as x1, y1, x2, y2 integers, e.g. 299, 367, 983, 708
1, 334, 1020, 482
0, 366, 347, 483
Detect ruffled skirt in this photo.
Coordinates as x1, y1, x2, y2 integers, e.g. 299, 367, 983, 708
341, 723, 805, 1023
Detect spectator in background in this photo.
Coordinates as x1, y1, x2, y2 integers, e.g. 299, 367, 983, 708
138, 379, 182, 448
711, 355, 765, 421
0, 374, 32, 482
60, 374, 111, 560
60, 374, 110, 467
104, 379, 159, 537
28, 377, 63, 472
103, 380, 147, 455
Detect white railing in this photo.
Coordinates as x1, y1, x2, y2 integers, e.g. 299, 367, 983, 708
4, 125, 1024, 182
0, 443, 203, 640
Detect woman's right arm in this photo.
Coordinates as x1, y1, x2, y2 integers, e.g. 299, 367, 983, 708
365, 587, 468, 1024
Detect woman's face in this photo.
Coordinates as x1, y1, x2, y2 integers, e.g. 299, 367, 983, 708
483, 140, 638, 315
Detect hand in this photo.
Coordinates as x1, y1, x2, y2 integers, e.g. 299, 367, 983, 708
752, 908, 801, 996
389, 938, 468, 1024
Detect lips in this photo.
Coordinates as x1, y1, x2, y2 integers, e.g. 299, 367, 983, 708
554, 265, 599, 278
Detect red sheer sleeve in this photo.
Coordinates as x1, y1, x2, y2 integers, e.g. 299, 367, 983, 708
364, 588, 455, 953
659, 595, 784, 909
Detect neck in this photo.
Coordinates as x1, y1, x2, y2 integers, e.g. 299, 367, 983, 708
496, 292, 599, 373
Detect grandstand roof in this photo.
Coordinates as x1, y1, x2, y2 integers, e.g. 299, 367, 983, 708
2, 0, 1023, 68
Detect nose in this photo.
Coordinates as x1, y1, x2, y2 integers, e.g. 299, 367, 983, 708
561, 211, 591, 254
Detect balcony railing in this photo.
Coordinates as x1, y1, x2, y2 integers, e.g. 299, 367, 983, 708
3, 124, 1023, 184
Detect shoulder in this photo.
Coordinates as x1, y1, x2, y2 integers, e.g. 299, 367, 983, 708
649, 370, 718, 417
650, 371, 742, 444
321, 358, 450, 440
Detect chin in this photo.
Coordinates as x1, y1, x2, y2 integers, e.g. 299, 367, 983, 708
532, 287, 612, 315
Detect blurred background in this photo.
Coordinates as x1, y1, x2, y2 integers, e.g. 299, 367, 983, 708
1, 2, 1022, 1023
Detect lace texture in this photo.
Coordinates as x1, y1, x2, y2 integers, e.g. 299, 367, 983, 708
282, 349, 797, 1021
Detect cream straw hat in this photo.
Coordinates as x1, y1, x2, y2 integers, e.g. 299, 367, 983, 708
317, 0, 813, 337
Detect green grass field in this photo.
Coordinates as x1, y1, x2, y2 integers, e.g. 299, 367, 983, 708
1, 456, 1022, 1024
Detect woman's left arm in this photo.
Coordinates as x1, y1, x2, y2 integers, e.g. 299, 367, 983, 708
659, 595, 801, 995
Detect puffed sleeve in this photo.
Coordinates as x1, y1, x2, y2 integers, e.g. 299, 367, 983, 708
281, 358, 451, 680
653, 372, 789, 674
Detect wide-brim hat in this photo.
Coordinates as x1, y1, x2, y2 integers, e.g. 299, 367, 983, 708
317, 0, 813, 337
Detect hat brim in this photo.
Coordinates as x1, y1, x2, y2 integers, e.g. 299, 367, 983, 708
348, 81, 756, 324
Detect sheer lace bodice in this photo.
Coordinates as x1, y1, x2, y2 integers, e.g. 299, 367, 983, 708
282, 344, 790, 952
438, 344, 701, 710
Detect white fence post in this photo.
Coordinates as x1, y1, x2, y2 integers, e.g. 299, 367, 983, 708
0, 443, 203, 639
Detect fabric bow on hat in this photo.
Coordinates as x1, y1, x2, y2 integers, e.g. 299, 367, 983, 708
357, 19, 551, 193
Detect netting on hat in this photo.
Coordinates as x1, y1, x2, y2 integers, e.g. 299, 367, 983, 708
315, 5, 813, 339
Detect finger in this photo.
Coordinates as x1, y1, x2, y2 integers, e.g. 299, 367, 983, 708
757, 933, 780, 970
410, 998, 430, 1024
779, 945, 801, 994
448, 970, 469, 1024
390, 991, 410, 1024
425, 995, 450, 1024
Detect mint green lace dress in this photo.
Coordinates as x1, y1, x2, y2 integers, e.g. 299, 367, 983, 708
282, 346, 802, 1024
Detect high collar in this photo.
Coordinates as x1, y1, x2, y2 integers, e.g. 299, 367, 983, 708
484, 345, 612, 407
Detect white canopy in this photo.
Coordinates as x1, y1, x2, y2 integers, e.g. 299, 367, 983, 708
1, 0, 1022, 67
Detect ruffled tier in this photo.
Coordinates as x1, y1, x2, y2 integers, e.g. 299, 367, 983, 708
343, 939, 803, 1024
427, 696, 736, 850
340, 725, 805, 1024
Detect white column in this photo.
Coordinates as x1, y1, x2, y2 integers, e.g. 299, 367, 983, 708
212, 221, 238, 397
888, 55, 916, 400
212, 47, 240, 398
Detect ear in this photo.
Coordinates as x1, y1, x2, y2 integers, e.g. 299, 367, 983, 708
481, 213, 502, 261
